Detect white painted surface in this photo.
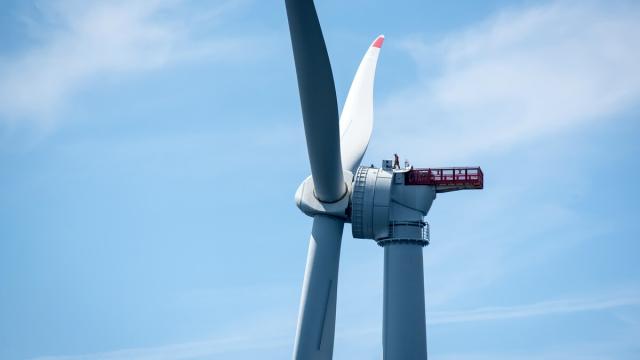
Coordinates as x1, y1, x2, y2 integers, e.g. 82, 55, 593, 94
340, 36, 384, 173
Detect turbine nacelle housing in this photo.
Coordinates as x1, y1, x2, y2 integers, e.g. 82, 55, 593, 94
351, 163, 436, 243
295, 161, 437, 245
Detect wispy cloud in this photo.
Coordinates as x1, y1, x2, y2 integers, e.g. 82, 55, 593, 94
360, 0, 640, 313
0, 0, 254, 125
33, 292, 639, 360
33, 333, 290, 360
372, 0, 640, 163
429, 294, 640, 324
437, 339, 636, 360
344, 292, 640, 338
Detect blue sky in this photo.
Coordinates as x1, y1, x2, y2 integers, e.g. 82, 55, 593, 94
1, 0, 639, 359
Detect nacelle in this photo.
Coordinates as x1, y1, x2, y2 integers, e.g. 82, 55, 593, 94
351, 163, 435, 244
295, 160, 482, 246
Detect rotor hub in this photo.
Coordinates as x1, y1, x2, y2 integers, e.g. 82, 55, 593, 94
295, 170, 353, 219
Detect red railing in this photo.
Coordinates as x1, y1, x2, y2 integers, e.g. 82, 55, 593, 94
405, 167, 483, 189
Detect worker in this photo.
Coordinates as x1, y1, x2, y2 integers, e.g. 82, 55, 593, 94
393, 153, 400, 169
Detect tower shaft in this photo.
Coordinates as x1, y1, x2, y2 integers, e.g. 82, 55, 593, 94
382, 242, 428, 359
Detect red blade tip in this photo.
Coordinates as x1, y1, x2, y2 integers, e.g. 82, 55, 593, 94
372, 35, 384, 48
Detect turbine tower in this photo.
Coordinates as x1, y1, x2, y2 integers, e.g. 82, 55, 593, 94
284, 1, 483, 359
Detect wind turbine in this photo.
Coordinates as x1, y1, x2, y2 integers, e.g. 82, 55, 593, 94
285, 1, 483, 359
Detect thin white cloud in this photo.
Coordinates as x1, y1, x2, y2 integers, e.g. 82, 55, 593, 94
344, 292, 640, 338
33, 292, 639, 360
437, 339, 634, 360
32, 333, 290, 360
429, 294, 640, 324
0, 0, 254, 125
372, 0, 640, 163
363, 0, 640, 309
362, 0, 640, 308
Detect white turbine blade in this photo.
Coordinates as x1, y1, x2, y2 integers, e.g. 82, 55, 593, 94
285, 0, 346, 202
293, 215, 345, 360
340, 35, 385, 173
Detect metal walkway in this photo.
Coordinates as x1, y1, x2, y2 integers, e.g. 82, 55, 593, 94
405, 167, 483, 192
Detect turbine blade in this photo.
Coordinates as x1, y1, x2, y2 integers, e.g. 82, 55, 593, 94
340, 35, 385, 172
293, 215, 345, 360
285, 0, 345, 202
